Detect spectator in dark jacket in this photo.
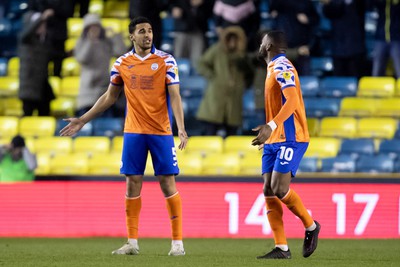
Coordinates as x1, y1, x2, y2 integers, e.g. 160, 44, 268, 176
322, 0, 367, 78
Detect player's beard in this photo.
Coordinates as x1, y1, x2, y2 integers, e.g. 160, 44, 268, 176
257, 49, 267, 62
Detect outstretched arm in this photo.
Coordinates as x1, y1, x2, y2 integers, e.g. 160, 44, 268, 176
60, 84, 122, 136
168, 84, 188, 150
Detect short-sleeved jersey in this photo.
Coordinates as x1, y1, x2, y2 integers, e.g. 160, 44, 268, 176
264, 54, 309, 143
110, 46, 179, 135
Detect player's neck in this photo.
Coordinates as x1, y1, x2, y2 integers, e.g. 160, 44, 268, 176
134, 45, 151, 57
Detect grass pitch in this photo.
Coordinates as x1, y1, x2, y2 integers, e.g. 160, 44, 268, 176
1, 238, 399, 267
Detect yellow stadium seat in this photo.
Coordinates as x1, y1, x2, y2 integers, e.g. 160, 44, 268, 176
24, 137, 35, 153
61, 57, 81, 77
7, 57, 19, 76
358, 76, 395, 97
397, 78, 400, 96
319, 117, 357, 138
375, 98, 400, 118
67, 17, 84, 38
49, 153, 88, 175
224, 136, 258, 156
0, 76, 19, 96
0, 137, 10, 146
65, 37, 78, 53
357, 117, 397, 139
50, 97, 76, 117
88, 153, 121, 175
305, 137, 341, 158
185, 136, 224, 157
339, 97, 378, 117
103, 1, 129, 18
177, 153, 203, 175
35, 152, 51, 175
19, 116, 56, 138
73, 136, 111, 155
34, 136, 73, 156
120, 18, 130, 37
102, 18, 122, 33
202, 153, 240, 175
49, 76, 61, 96
88, 0, 104, 16
307, 118, 319, 137
239, 153, 262, 175
60, 76, 80, 97
0, 116, 19, 139
111, 136, 123, 153
2, 98, 23, 116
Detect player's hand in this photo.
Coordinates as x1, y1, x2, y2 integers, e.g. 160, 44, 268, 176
59, 118, 85, 136
177, 129, 188, 150
251, 124, 272, 146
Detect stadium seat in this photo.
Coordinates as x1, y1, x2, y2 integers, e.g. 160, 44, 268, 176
7, 56, 19, 76
35, 152, 51, 175
357, 117, 397, 139
55, 119, 93, 136
88, 153, 121, 175
305, 137, 341, 158
61, 57, 81, 77
2, 97, 23, 116
101, 18, 122, 33
375, 98, 400, 118
49, 153, 88, 175
19, 116, 56, 138
111, 136, 123, 153
242, 89, 256, 113
339, 97, 378, 117
176, 58, 191, 77
201, 153, 240, 175
49, 76, 61, 96
92, 117, 123, 137
224, 136, 258, 156
394, 158, 400, 172
180, 75, 207, 98
162, 16, 175, 39
34, 136, 73, 156
0, 76, 19, 96
299, 76, 319, 97
339, 138, 375, 159
88, 0, 104, 16
0, 18, 12, 37
242, 110, 266, 134
0, 116, 19, 139
321, 154, 356, 173
310, 57, 333, 77
319, 117, 357, 138
73, 136, 111, 156
0, 57, 7, 76
298, 157, 318, 173
358, 76, 395, 97
60, 76, 80, 97
307, 118, 319, 137
356, 155, 394, 173
319, 76, 358, 97
397, 78, 400, 96
239, 153, 261, 175
379, 139, 400, 159
103, 1, 129, 18
177, 153, 203, 175
50, 97, 75, 117
67, 18, 83, 38
185, 136, 224, 157
304, 97, 341, 118
65, 37, 78, 53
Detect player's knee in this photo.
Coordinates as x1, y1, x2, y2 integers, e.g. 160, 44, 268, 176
271, 184, 289, 199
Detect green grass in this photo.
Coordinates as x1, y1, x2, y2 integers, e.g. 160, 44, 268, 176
1, 238, 399, 267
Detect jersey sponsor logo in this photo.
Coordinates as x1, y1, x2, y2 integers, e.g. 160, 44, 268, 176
151, 63, 158, 70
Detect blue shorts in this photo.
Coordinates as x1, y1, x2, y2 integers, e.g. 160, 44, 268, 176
120, 133, 179, 176
262, 142, 309, 177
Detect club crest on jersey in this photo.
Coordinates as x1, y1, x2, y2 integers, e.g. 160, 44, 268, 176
151, 63, 158, 70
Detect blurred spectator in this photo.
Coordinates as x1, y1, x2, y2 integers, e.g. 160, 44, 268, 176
269, 0, 319, 75
18, 10, 55, 116
0, 135, 37, 182
371, 0, 400, 78
74, 13, 127, 117
196, 26, 253, 137
322, 0, 367, 78
28, 0, 75, 77
129, 0, 168, 48
170, 0, 214, 67
213, 0, 260, 51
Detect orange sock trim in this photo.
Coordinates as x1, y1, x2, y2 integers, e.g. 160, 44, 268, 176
125, 197, 141, 239
266, 197, 287, 245
166, 192, 182, 240
280, 189, 314, 228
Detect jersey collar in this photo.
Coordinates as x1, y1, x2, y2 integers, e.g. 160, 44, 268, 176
271, 53, 285, 61
131, 45, 156, 61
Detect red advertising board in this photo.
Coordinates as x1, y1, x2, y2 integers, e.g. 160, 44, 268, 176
0, 181, 398, 238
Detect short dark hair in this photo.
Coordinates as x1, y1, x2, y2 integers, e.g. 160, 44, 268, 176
267, 30, 288, 49
129, 16, 152, 34
11, 135, 25, 148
